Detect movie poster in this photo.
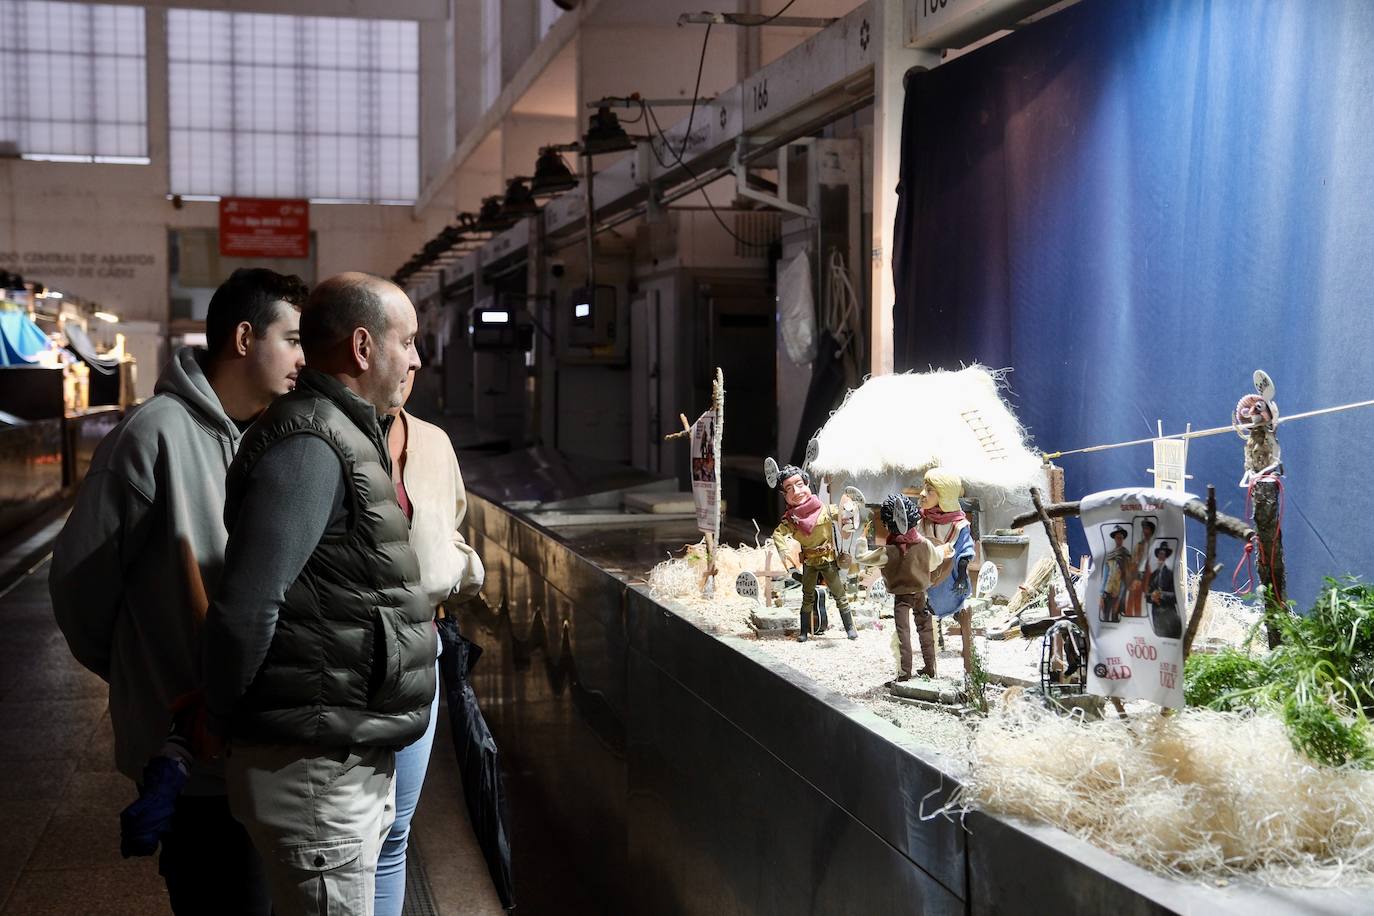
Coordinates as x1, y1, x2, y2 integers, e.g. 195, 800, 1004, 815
690, 408, 720, 538
1080, 488, 1190, 708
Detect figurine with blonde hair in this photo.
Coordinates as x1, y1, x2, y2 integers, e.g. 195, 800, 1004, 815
858, 468, 974, 681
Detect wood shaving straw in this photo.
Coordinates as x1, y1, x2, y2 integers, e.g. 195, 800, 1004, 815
647, 541, 775, 599
1185, 569, 1266, 649
947, 698, 1374, 886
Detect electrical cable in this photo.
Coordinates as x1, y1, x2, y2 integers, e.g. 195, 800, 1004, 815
758, 0, 802, 26
672, 21, 713, 164
643, 100, 773, 250
632, 3, 803, 251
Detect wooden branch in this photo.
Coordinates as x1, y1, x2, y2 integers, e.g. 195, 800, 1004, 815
663, 412, 693, 441
1011, 499, 1254, 542
1181, 486, 1220, 662
1030, 487, 1087, 655
1032, 488, 1124, 720
1047, 464, 1067, 547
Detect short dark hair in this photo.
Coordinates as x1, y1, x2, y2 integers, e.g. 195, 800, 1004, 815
205, 268, 309, 356
299, 273, 392, 360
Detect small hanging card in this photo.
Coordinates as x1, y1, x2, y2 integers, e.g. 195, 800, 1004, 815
690, 408, 721, 538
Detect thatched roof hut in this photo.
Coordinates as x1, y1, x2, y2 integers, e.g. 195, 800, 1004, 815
809, 366, 1045, 509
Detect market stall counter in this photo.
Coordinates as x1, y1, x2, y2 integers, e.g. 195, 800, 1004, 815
455, 455, 1367, 914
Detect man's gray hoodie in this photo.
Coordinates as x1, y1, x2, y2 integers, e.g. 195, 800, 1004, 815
50, 347, 241, 794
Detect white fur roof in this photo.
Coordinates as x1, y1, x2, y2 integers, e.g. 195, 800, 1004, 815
809, 367, 1044, 501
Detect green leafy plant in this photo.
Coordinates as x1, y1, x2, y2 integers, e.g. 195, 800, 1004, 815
1183, 578, 1374, 768
1183, 648, 1265, 710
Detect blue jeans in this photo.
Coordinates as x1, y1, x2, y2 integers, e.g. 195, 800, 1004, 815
373, 663, 440, 916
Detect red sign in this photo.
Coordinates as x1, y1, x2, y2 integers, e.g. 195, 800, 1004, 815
219, 198, 310, 259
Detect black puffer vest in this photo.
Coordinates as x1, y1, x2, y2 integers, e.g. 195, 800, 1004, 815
224, 368, 436, 748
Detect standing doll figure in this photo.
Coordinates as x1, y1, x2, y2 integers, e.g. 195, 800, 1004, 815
1100, 526, 1131, 622
770, 465, 858, 642
1147, 542, 1181, 638
858, 469, 974, 680
1123, 519, 1155, 618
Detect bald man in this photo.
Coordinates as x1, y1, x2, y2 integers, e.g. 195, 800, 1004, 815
205, 273, 430, 916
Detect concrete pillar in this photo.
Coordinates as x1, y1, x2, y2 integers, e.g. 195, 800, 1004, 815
500, 0, 540, 87
420, 0, 457, 192
870, 0, 938, 375
455, 0, 486, 141
736, 0, 762, 79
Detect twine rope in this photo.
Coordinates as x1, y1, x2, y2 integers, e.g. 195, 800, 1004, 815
1041, 398, 1374, 461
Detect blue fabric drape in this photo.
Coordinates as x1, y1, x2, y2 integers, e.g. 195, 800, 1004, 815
0, 310, 50, 366
893, 0, 1374, 607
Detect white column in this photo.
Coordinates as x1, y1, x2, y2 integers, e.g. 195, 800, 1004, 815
870, 0, 939, 375
419, 0, 457, 191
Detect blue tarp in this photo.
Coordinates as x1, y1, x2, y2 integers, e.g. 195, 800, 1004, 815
893, 0, 1374, 607
0, 310, 51, 366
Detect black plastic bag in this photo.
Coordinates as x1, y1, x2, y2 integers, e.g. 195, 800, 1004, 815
437, 617, 515, 910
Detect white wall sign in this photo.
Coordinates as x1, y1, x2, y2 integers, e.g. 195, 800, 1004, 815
0, 250, 157, 284
0, 235, 165, 322
906, 0, 1060, 50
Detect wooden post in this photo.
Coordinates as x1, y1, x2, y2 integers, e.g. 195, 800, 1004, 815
1047, 463, 1067, 546
1181, 486, 1221, 662
1253, 476, 1286, 649
1030, 487, 1086, 654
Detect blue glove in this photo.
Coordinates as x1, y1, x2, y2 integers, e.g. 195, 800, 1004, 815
119, 756, 188, 857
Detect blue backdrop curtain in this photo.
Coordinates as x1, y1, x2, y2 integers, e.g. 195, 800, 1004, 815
893, 0, 1374, 607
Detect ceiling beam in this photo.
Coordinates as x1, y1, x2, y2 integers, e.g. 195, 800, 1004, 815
93, 0, 448, 23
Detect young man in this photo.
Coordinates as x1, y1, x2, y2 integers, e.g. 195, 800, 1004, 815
50, 268, 308, 916
205, 272, 431, 916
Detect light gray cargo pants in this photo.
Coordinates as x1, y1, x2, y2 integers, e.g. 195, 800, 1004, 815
227, 743, 397, 916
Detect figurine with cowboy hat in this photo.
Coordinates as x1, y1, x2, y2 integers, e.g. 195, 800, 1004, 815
1147, 541, 1182, 638
1100, 525, 1131, 623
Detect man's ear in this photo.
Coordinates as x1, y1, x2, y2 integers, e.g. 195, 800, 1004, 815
352, 327, 372, 371
233, 321, 254, 357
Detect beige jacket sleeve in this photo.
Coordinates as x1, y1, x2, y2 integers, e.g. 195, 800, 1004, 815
404, 413, 486, 606
447, 450, 486, 600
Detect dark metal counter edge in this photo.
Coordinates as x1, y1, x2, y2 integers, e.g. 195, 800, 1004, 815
463, 492, 1360, 915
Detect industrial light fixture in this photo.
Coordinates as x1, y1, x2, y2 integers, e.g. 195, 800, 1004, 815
530, 146, 579, 197
475, 194, 515, 232
499, 177, 541, 219
581, 106, 635, 156
94, 310, 120, 323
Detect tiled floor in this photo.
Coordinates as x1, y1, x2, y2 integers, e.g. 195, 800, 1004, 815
0, 558, 171, 916
0, 521, 506, 916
